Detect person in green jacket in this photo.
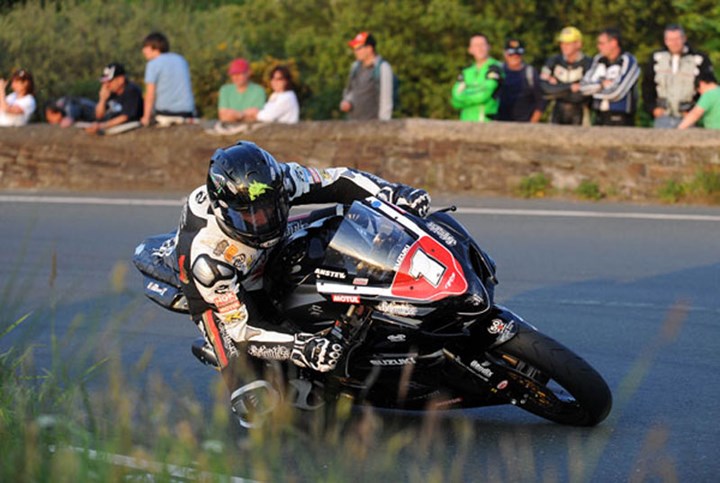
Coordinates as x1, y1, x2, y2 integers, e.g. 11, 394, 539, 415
451, 33, 503, 122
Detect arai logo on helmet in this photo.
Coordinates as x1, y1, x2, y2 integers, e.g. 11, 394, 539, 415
248, 180, 273, 201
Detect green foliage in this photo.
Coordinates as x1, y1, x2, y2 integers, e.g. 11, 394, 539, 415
658, 179, 686, 203
657, 170, 720, 203
517, 173, 552, 198
1, 0, 720, 120
689, 169, 720, 197
575, 180, 604, 200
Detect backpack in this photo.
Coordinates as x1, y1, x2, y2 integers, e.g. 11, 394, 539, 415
350, 57, 400, 110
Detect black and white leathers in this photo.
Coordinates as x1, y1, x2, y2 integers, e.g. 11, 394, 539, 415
175, 162, 429, 370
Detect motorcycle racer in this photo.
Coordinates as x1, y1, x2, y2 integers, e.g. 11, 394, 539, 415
175, 141, 430, 425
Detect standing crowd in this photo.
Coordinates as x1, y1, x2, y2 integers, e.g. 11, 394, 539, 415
1, 24, 718, 131
452, 24, 718, 129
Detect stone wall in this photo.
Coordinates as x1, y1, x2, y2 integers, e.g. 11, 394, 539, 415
1, 119, 719, 199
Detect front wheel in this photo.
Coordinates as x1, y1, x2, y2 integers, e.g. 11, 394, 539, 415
488, 324, 612, 426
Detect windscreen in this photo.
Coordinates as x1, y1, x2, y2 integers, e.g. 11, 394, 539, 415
322, 202, 416, 287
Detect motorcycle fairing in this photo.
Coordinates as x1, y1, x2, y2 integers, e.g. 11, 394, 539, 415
316, 199, 468, 303
391, 236, 468, 301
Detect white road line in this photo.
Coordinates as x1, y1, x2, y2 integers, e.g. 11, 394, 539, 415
510, 298, 720, 315
55, 445, 258, 483
1, 195, 719, 222
455, 207, 720, 222
0, 195, 183, 206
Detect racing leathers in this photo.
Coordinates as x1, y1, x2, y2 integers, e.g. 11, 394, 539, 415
580, 51, 641, 126
642, 44, 714, 128
540, 53, 592, 125
451, 58, 503, 122
175, 163, 430, 421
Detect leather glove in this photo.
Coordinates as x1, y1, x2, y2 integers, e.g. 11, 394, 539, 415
392, 186, 432, 218
291, 332, 343, 373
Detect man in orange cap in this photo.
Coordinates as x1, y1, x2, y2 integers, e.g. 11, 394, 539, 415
218, 58, 267, 123
340, 32, 395, 120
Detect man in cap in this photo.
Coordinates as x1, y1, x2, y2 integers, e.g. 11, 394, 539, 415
451, 33, 503, 122
643, 24, 714, 128
340, 31, 395, 120
218, 58, 267, 123
540, 26, 592, 125
85, 62, 144, 135
580, 28, 641, 126
497, 38, 545, 122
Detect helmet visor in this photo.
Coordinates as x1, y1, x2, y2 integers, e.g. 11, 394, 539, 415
220, 196, 289, 246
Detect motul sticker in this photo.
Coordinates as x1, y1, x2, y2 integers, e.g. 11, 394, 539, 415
214, 292, 241, 313
332, 294, 360, 304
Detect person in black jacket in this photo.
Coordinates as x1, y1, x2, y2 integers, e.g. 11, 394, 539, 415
497, 38, 545, 123
85, 63, 144, 135
540, 27, 592, 125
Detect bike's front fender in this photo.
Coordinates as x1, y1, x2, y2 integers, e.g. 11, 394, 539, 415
466, 305, 532, 349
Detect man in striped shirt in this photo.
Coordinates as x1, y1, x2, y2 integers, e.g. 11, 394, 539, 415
580, 28, 641, 126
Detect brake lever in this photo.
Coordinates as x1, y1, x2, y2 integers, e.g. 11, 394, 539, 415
433, 205, 457, 214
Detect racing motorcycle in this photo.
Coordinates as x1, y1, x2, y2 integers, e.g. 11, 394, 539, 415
133, 197, 612, 427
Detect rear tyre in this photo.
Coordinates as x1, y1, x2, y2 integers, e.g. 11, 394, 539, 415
489, 324, 612, 426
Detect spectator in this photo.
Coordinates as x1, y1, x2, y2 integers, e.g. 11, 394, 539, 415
45, 96, 96, 127
140, 32, 195, 126
678, 71, 720, 129
85, 63, 143, 135
340, 31, 394, 120
644, 24, 714, 129
540, 26, 592, 125
0, 69, 36, 127
497, 38, 545, 122
241, 65, 299, 124
580, 28, 640, 126
451, 33, 503, 122
218, 58, 266, 123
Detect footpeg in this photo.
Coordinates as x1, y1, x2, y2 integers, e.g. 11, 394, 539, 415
191, 337, 219, 368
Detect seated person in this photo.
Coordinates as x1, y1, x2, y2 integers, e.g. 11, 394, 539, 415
86, 63, 144, 134
0, 69, 36, 127
218, 58, 266, 123
678, 71, 720, 130
240, 65, 299, 124
45, 96, 97, 127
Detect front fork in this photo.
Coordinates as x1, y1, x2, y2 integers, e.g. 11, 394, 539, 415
442, 306, 533, 402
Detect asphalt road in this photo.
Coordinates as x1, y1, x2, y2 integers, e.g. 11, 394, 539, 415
1, 193, 719, 482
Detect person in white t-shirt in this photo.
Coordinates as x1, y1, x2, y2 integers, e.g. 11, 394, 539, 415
0, 69, 37, 127
241, 65, 299, 124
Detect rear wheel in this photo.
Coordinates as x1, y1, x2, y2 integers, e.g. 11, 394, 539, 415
488, 324, 612, 426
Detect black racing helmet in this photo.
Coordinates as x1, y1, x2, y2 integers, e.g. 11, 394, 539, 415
206, 141, 289, 248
